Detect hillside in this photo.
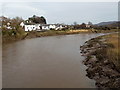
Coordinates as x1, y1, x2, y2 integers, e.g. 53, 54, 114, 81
95, 21, 120, 28
96, 21, 117, 26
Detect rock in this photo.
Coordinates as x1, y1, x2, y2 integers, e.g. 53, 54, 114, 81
102, 67, 120, 78
93, 73, 100, 80
80, 35, 120, 88
99, 38, 106, 42
103, 59, 109, 65
113, 78, 120, 88
84, 55, 97, 65
96, 77, 109, 85
95, 43, 101, 48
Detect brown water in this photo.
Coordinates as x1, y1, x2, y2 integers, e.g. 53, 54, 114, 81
3, 33, 105, 88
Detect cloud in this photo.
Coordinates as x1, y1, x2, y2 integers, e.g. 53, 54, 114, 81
0, 0, 119, 2
1, 2, 118, 24
2, 2, 46, 19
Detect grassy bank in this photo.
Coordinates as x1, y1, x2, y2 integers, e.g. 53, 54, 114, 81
103, 33, 120, 71
93, 32, 120, 71
2, 29, 118, 44
80, 32, 120, 88
2, 29, 92, 44
24, 29, 92, 39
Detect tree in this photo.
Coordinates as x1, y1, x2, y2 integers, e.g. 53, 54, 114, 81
27, 15, 47, 24
88, 22, 93, 25
11, 17, 23, 30
80, 23, 86, 29
1, 16, 25, 37
73, 22, 77, 25
33, 15, 36, 18
1, 16, 11, 27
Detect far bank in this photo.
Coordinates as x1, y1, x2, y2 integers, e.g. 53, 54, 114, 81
2, 29, 118, 44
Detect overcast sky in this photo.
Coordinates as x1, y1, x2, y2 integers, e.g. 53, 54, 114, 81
1, 2, 118, 24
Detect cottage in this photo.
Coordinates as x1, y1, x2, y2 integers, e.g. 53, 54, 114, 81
25, 25, 36, 31
49, 24, 56, 29
24, 24, 65, 31
20, 22, 25, 27
41, 24, 49, 30
86, 24, 91, 28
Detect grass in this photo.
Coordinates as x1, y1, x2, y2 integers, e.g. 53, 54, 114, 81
86, 32, 120, 72
23, 29, 93, 39
2, 29, 92, 44
105, 33, 120, 71
26, 29, 118, 38
2, 29, 118, 44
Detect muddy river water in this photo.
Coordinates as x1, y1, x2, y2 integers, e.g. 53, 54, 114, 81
3, 33, 105, 88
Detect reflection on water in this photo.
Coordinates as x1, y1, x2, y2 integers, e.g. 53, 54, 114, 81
3, 33, 104, 88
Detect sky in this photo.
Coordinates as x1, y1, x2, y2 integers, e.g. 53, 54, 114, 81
0, 2, 118, 24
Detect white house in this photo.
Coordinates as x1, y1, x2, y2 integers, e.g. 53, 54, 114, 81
24, 23, 65, 31
25, 25, 33, 31
49, 24, 56, 29
55, 25, 64, 30
20, 22, 25, 27
41, 25, 49, 30
25, 25, 37, 31
86, 24, 91, 28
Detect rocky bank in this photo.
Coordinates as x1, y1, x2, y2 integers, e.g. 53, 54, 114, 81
80, 35, 120, 88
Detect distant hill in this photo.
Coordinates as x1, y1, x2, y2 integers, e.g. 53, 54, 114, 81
96, 21, 118, 26
95, 21, 120, 28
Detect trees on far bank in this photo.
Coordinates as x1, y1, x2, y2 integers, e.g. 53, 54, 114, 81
1, 16, 25, 37
26, 15, 47, 25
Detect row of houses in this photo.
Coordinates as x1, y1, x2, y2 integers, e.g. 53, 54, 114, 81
20, 22, 66, 31
1, 21, 91, 31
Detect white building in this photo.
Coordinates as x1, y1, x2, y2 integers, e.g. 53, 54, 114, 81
24, 24, 65, 31
20, 22, 25, 27
49, 24, 56, 29
25, 25, 36, 31
86, 24, 91, 28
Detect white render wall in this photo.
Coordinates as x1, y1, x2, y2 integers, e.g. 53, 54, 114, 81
25, 25, 37, 31
42, 26, 49, 30
49, 25, 56, 29
24, 24, 64, 31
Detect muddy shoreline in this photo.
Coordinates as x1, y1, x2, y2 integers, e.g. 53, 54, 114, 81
80, 34, 120, 88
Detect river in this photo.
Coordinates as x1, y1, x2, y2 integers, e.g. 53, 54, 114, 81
3, 33, 105, 88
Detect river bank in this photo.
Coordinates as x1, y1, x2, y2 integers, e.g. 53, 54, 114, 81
2, 29, 118, 44
80, 32, 120, 88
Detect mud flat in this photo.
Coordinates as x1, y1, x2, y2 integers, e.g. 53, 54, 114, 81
80, 34, 120, 88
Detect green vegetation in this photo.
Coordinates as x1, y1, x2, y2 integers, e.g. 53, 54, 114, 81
2, 28, 118, 44
23, 29, 118, 39
2, 28, 26, 43
1, 16, 26, 43
22, 29, 92, 39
